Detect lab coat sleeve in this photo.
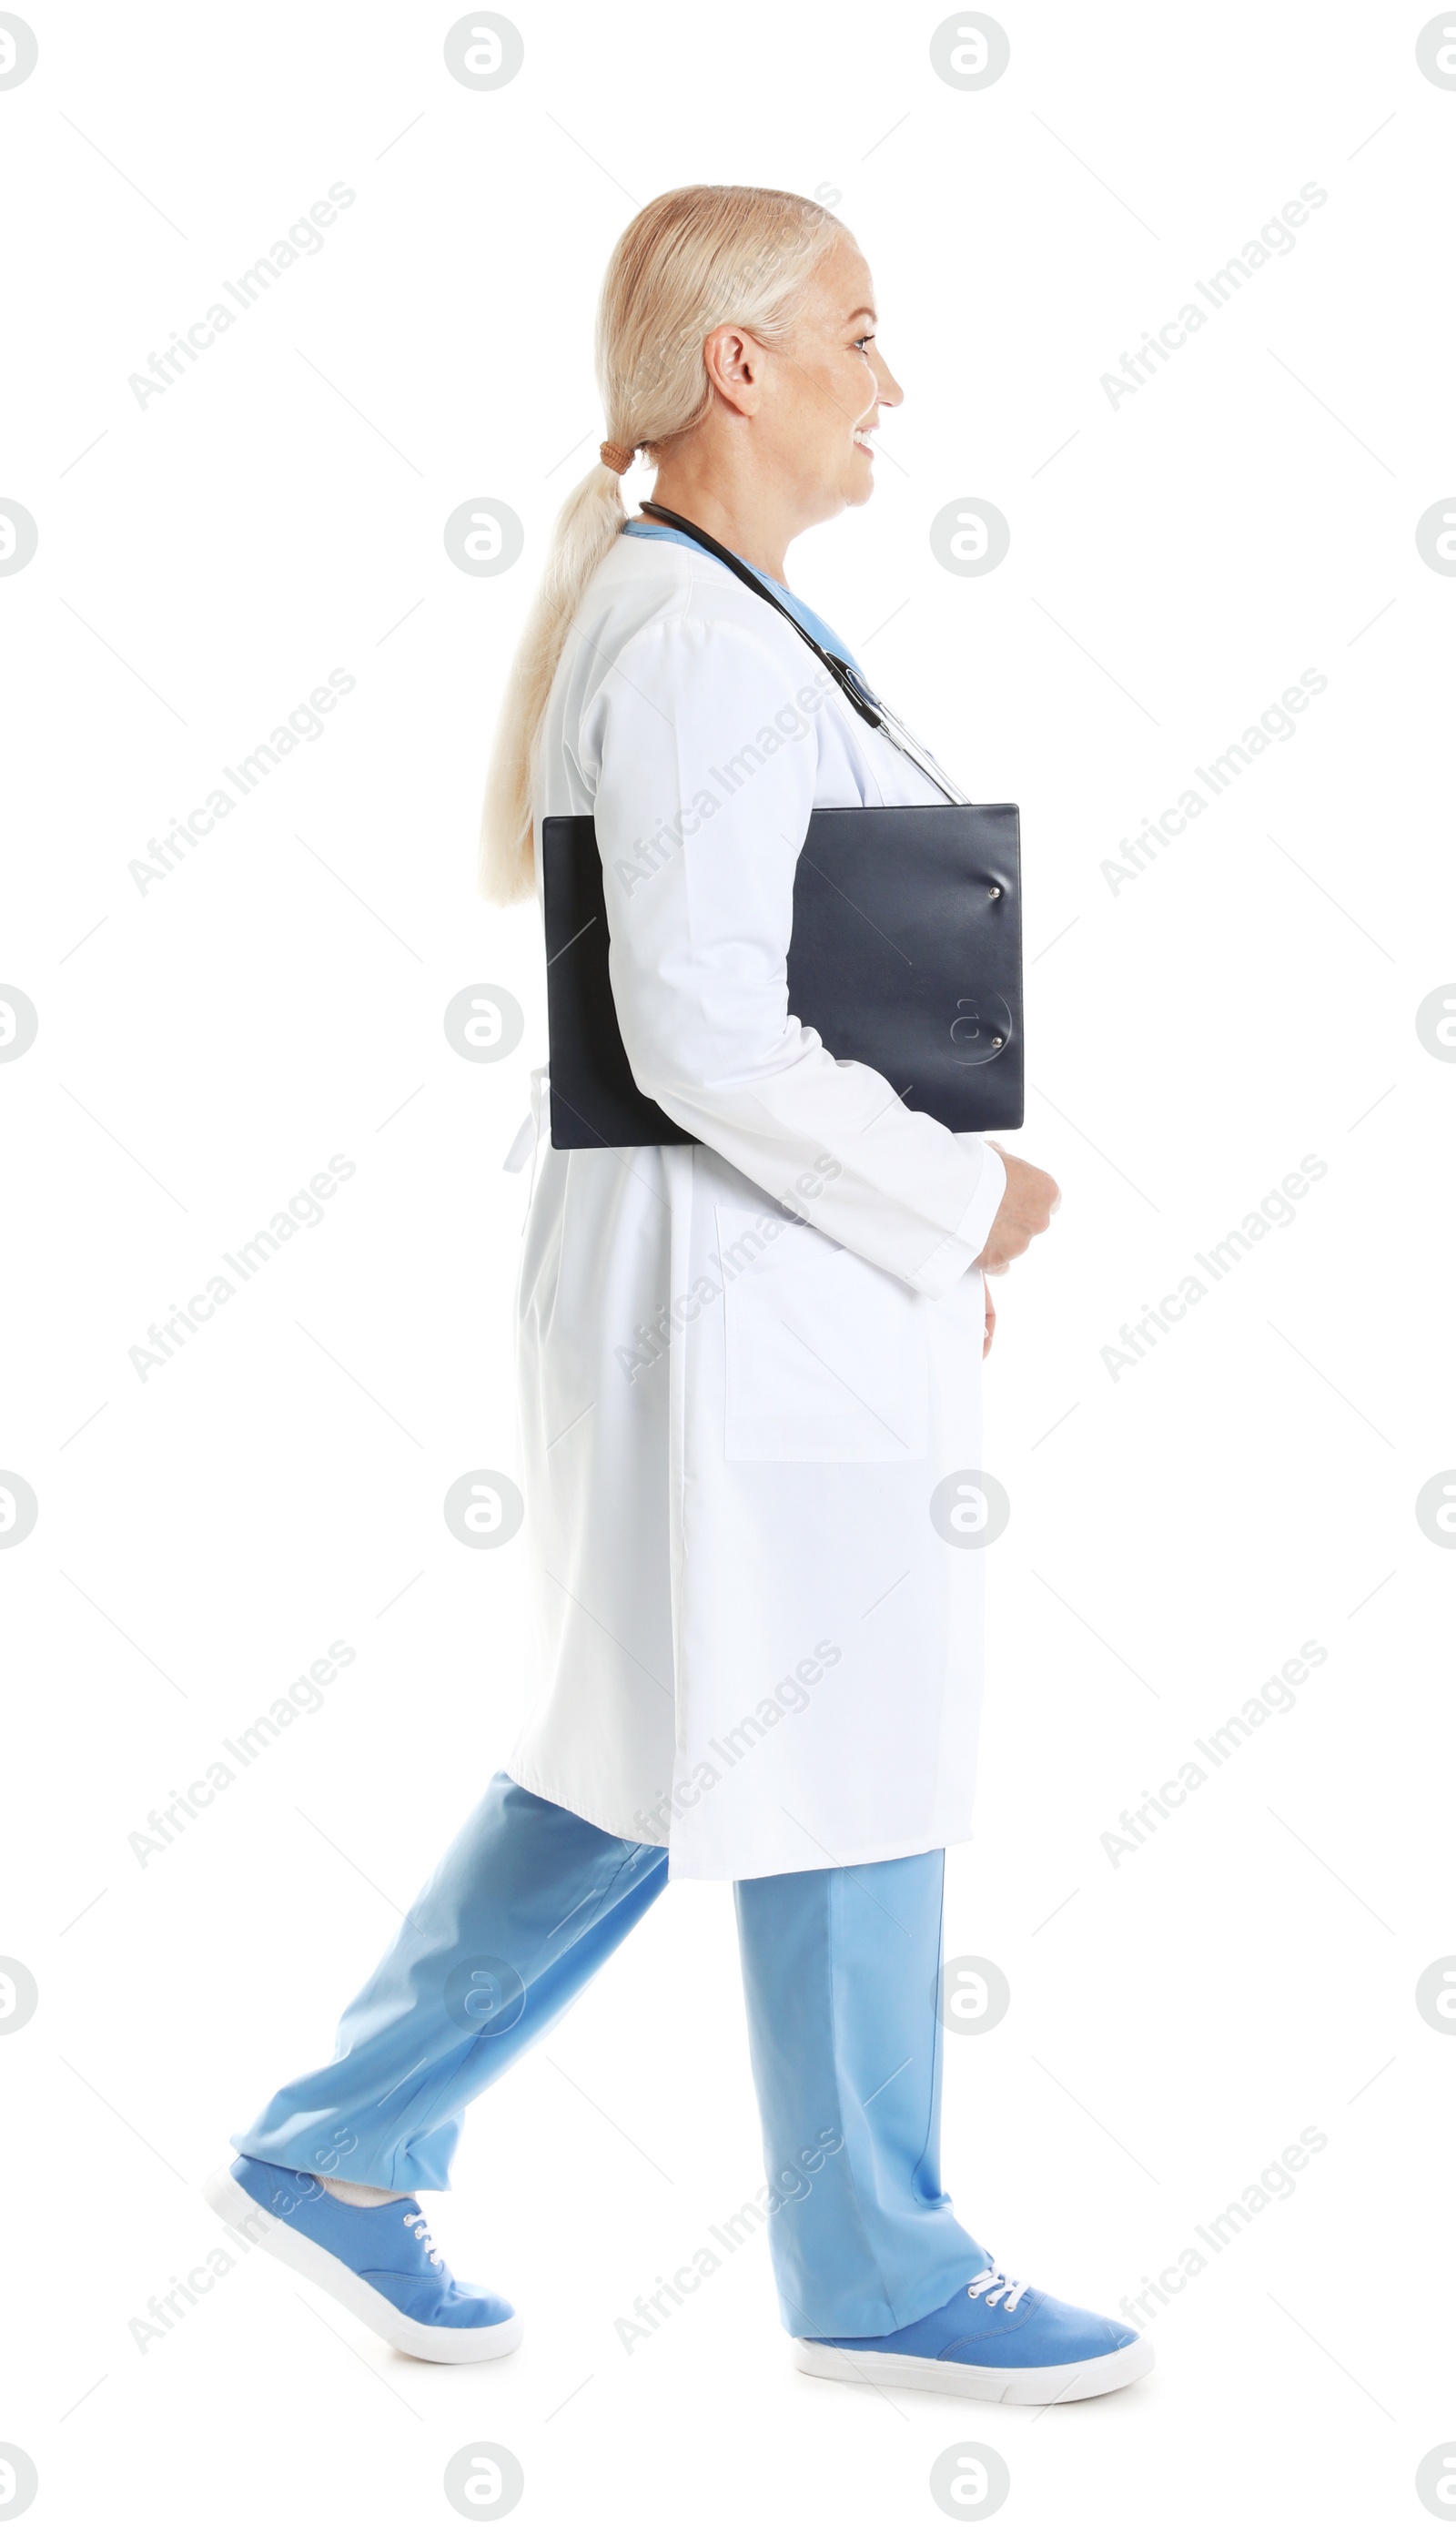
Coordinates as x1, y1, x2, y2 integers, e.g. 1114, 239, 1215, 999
586, 609, 1006, 1296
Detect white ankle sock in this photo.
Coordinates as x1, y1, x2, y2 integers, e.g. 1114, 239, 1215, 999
318, 2175, 410, 2207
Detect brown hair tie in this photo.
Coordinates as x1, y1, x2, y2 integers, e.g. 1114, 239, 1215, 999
599, 440, 635, 474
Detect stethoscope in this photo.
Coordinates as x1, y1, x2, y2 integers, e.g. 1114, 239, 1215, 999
638, 501, 973, 809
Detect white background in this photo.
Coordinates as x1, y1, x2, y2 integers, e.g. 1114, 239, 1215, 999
3, 2, 1454, 2528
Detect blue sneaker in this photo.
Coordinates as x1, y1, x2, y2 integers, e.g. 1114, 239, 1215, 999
204, 2155, 521, 2364
794, 2262, 1153, 2404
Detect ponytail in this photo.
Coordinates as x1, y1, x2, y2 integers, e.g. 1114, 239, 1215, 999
479, 461, 627, 903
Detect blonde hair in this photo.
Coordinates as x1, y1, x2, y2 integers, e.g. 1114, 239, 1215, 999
479, 184, 845, 903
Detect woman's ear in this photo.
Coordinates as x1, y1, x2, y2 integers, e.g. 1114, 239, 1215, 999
703, 322, 765, 417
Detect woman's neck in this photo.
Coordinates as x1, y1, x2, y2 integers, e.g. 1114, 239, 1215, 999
642, 468, 794, 585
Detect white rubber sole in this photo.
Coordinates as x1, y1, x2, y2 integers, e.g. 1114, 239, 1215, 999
793, 2331, 1155, 2404
203, 2165, 523, 2365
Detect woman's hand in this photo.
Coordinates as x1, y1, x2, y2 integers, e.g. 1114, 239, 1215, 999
983, 1279, 996, 1359
976, 1142, 1061, 1276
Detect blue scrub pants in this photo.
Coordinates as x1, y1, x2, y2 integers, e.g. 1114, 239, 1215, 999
234, 1772, 986, 2337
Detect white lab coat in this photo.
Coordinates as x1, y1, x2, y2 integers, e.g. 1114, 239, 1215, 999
507, 530, 1006, 1880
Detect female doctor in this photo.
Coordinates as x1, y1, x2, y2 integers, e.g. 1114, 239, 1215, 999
210, 184, 1152, 2408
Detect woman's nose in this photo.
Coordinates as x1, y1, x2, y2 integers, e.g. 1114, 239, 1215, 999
872, 352, 905, 408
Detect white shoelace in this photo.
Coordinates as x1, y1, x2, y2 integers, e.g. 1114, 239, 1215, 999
404, 2210, 444, 2270
967, 2264, 1028, 2312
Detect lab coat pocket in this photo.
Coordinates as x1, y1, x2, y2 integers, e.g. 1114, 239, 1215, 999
716, 1204, 929, 1463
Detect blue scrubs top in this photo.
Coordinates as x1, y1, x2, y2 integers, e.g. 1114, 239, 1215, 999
622, 518, 866, 680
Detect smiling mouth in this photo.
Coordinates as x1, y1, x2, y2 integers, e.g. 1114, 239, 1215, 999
853, 430, 876, 454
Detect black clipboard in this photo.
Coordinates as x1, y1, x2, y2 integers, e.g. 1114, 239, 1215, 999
542, 801, 1023, 1150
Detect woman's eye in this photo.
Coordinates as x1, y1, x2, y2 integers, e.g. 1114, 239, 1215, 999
853, 335, 875, 353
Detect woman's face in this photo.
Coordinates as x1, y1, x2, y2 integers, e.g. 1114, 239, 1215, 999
763, 232, 904, 523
